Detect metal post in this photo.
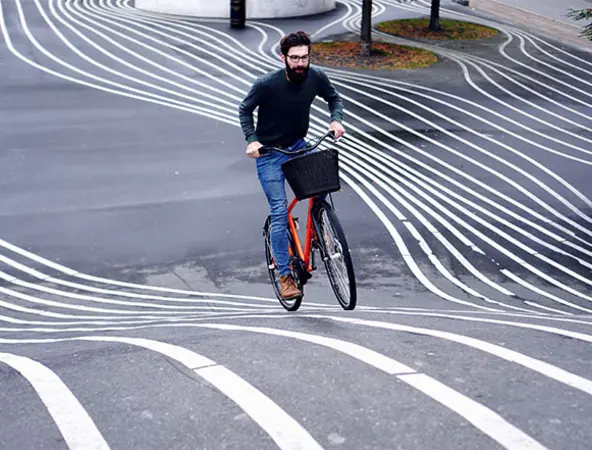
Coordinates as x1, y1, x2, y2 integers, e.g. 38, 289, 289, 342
230, 0, 246, 28
360, 0, 372, 56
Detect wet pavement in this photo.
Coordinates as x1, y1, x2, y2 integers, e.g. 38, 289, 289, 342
1, 0, 592, 449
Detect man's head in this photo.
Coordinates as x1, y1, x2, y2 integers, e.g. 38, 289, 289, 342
280, 31, 311, 84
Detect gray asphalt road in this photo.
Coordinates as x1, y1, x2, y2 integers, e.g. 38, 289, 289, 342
1, 0, 592, 449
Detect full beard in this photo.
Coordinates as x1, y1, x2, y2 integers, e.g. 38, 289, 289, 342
285, 62, 310, 84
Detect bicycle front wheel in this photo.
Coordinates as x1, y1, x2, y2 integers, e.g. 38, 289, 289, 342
314, 201, 357, 310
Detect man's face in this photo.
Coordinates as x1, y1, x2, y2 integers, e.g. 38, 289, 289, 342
282, 45, 310, 84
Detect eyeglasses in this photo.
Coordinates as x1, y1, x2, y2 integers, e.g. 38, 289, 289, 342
287, 54, 310, 63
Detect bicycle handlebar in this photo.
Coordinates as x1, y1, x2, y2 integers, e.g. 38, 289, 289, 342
258, 130, 336, 156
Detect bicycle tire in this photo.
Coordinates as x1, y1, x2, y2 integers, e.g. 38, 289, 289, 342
263, 216, 303, 311
313, 201, 357, 310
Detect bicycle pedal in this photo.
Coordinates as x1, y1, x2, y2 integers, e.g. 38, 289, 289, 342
293, 217, 299, 229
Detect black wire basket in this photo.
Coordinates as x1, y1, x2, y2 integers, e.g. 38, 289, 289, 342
281, 149, 341, 201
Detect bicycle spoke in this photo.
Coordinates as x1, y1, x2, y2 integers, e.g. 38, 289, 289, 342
316, 203, 356, 310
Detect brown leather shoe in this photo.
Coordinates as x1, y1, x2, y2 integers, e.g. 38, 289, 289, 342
279, 274, 302, 300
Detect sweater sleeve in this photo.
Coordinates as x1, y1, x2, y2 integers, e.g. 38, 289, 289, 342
318, 69, 344, 123
238, 79, 263, 143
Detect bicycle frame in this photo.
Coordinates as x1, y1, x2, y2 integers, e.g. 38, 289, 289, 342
261, 130, 336, 276
286, 196, 317, 273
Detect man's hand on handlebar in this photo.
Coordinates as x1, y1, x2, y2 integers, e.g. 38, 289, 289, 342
247, 141, 264, 159
330, 121, 346, 140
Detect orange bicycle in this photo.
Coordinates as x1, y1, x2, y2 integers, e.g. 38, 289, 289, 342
260, 131, 357, 311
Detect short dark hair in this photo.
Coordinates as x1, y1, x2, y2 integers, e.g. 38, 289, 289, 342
280, 31, 311, 56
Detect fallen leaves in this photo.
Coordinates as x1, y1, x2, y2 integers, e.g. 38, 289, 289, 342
311, 41, 438, 70
376, 18, 498, 40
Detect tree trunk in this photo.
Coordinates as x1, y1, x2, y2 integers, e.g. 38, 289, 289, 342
429, 0, 441, 31
360, 0, 372, 57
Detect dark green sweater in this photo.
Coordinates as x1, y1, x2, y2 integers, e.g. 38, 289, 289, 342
238, 66, 344, 147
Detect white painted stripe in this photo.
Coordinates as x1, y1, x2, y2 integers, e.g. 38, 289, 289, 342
414, 0, 592, 80
311, 0, 353, 38
372, 27, 592, 125
111, 0, 592, 218
326, 72, 592, 238
332, 74, 592, 229
0, 285, 251, 315
0, 271, 266, 312
460, 56, 592, 142
508, 32, 592, 93
363, 310, 592, 343
82, 336, 217, 367
523, 301, 573, 316
196, 365, 323, 450
516, 30, 592, 69
0, 0, 238, 127
514, 30, 592, 78
374, 1, 592, 121
13, 0, 512, 318
339, 160, 522, 310
16, 0, 239, 119
316, 315, 592, 395
337, 171, 498, 311
192, 323, 546, 450
0, 327, 547, 449
22, 336, 324, 450
201, 324, 415, 374
92, 0, 592, 169
61, 0, 247, 100
10, 0, 592, 312
339, 150, 592, 306
100, 0, 592, 243
399, 373, 545, 449
0, 253, 328, 308
0, 238, 277, 303
501, 270, 592, 313
0, 352, 110, 450
0, 311, 290, 333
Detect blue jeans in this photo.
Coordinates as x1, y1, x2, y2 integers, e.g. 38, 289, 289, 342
257, 138, 307, 276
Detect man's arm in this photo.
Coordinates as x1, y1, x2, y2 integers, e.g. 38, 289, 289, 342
238, 79, 263, 144
318, 70, 344, 124
318, 70, 345, 138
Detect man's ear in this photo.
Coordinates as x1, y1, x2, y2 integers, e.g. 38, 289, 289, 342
280, 53, 286, 63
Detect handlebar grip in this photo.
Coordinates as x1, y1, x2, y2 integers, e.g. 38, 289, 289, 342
258, 147, 269, 156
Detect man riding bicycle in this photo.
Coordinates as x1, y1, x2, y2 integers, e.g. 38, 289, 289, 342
238, 31, 346, 301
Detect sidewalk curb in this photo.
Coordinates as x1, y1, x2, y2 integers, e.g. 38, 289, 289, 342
460, 0, 592, 53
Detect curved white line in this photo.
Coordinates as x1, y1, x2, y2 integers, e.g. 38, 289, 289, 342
0, 330, 548, 450
0, 352, 110, 450
192, 323, 549, 450
11, 0, 592, 312
316, 315, 592, 394
81, 336, 323, 450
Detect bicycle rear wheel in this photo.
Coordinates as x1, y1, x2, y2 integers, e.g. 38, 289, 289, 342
263, 216, 303, 311
313, 201, 357, 310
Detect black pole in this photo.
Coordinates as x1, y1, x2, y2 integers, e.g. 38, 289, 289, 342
360, 0, 372, 57
429, 0, 441, 31
230, 0, 246, 28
